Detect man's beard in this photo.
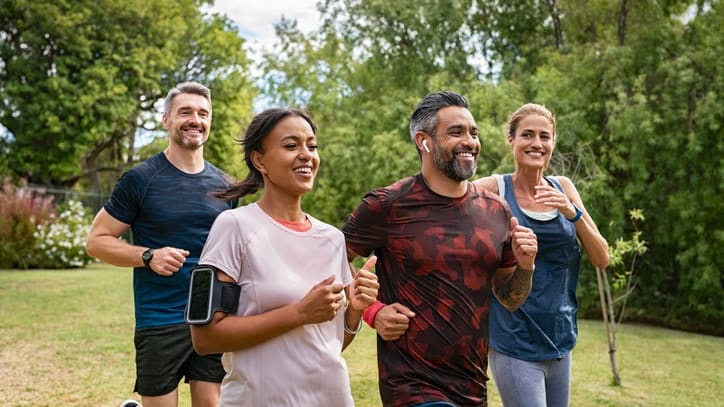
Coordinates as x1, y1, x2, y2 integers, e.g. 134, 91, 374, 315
171, 132, 207, 150
433, 149, 477, 182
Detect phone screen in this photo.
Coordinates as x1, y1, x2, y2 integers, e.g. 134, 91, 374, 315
188, 268, 213, 322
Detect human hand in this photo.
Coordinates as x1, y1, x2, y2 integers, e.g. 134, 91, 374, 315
297, 275, 345, 325
149, 247, 190, 276
348, 256, 380, 311
534, 184, 577, 219
374, 303, 415, 341
510, 217, 537, 271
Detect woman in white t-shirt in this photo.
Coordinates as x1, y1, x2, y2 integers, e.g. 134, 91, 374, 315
190, 108, 379, 407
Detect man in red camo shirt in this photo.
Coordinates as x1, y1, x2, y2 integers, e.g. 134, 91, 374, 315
342, 91, 538, 407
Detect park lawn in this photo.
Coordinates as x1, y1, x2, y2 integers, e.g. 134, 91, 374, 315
1, 264, 722, 406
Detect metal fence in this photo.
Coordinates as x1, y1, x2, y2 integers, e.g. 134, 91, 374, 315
26, 184, 109, 215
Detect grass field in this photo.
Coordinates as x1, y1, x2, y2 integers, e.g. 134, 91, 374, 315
1, 264, 722, 406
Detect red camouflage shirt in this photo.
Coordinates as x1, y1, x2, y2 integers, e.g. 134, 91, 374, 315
343, 174, 516, 407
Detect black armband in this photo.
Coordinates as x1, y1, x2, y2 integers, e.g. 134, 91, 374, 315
184, 265, 240, 325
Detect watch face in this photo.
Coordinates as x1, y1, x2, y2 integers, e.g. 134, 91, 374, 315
143, 250, 153, 261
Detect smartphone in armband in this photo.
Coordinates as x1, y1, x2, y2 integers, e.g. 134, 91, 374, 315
185, 265, 240, 325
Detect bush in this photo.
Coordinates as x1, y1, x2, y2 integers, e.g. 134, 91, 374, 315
0, 179, 96, 269
0, 178, 56, 269
32, 200, 96, 268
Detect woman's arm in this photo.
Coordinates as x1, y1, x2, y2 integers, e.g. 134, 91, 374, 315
342, 257, 378, 350
191, 271, 344, 355
557, 176, 610, 269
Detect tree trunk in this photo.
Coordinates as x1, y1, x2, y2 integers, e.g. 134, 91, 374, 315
596, 267, 621, 385
85, 154, 101, 193
83, 126, 133, 192
544, 0, 564, 49
618, 0, 629, 46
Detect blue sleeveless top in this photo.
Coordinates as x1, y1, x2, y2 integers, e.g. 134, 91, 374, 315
489, 174, 581, 361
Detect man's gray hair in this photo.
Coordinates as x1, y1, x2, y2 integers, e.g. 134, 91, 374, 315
163, 82, 212, 114
409, 91, 469, 140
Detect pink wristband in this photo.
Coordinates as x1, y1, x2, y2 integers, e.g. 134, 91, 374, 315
362, 300, 386, 327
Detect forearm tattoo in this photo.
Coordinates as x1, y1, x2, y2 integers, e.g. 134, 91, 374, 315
495, 266, 534, 310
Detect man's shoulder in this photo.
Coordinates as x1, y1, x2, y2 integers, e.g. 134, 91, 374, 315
124, 153, 167, 178
470, 182, 510, 210
203, 159, 226, 175
369, 175, 419, 198
203, 160, 236, 185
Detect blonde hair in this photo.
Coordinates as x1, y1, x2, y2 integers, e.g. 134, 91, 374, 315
506, 103, 556, 139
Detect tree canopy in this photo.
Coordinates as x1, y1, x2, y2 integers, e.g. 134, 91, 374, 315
0, 0, 721, 334
259, 0, 723, 334
0, 0, 255, 189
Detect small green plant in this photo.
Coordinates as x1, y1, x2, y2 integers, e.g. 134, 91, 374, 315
608, 208, 648, 292
32, 200, 96, 268
596, 208, 647, 386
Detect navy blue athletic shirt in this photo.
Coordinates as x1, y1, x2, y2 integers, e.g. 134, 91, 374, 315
104, 152, 236, 328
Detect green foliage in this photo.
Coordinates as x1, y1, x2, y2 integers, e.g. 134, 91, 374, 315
0, 0, 255, 189
0, 178, 56, 269
31, 200, 96, 269
607, 209, 647, 293
0, 0, 719, 333
258, 0, 723, 335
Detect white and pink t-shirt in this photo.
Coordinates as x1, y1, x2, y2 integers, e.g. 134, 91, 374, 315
199, 203, 355, 407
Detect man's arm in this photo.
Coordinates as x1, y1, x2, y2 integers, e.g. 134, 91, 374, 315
492, 265, 535, 312
85, 208, 189, 276
85, 208, 140, 267
346, 248, 414, 341
492, 216, 537, 312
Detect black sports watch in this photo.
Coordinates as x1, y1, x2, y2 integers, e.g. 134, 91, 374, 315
142, 249, 154, 270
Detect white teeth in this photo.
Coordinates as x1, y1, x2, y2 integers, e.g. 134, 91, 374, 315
294, 167, 312, 174
527, 152, 543, 157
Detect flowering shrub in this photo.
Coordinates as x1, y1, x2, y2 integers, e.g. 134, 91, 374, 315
0, 178, 56, 269
32, 200, 96, 268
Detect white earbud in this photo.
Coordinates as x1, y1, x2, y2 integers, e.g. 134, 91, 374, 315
422, 140, 431, 153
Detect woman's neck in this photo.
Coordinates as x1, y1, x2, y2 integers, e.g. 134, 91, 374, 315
511, 167, 551, 212
257, 193, 305, 222
512, 168, 543, 196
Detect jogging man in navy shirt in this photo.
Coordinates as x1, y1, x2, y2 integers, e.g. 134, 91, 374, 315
86, 82, 236, 407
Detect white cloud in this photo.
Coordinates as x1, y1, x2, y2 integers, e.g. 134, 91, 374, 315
206, 0, 321, 53
204, 1, 324, 111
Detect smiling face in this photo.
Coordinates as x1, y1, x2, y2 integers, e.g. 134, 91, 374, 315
508, 113, 556, 170
428, 106, 481, 182
252, 115, 319, 198
162, 93, 211, 150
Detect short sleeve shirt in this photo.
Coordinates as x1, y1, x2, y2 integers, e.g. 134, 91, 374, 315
342, 174, 516, 407
104, 152, 236, 328
200, 203, 355, 407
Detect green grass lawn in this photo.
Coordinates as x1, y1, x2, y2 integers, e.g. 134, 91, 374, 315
1, 264, 722, 406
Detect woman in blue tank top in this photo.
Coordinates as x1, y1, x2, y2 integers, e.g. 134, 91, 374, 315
474, 103, 609, 407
